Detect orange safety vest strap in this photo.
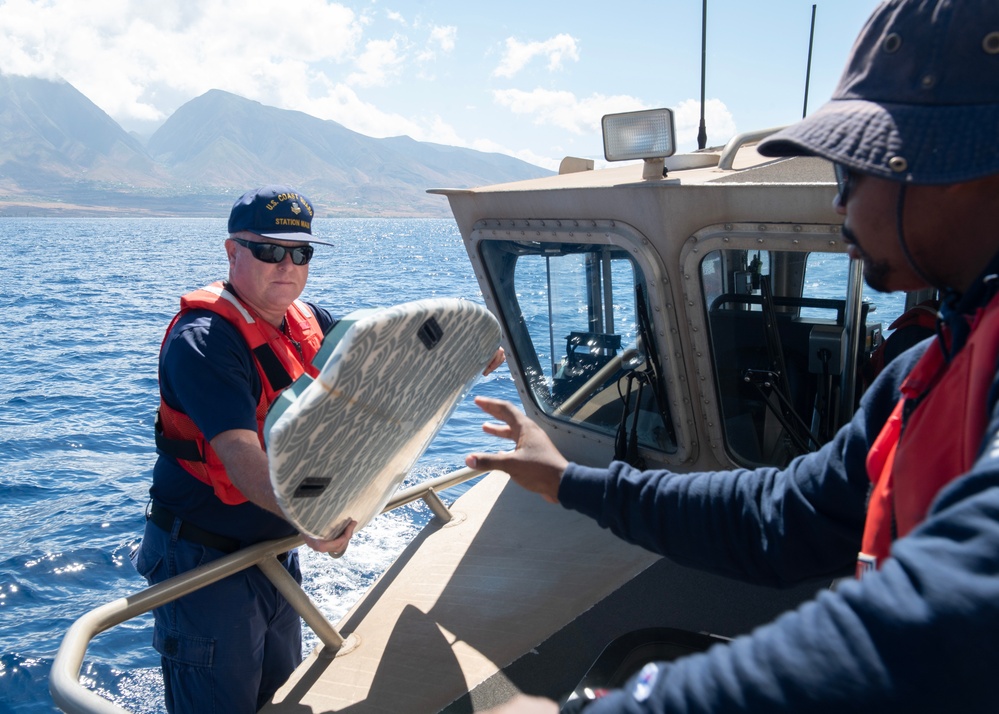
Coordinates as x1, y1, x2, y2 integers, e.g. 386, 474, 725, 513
252, 343, 296, 392
156, 399, 248, 505
156, 281, 324, 505
154, 409, 202, 463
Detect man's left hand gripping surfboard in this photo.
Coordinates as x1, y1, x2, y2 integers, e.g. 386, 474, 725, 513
264, 298, 502, 540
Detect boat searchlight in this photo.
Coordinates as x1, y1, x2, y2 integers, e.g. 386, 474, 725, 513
601, 108, 676, 181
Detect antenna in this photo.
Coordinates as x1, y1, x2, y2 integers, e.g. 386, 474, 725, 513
697, 0, 708, 150
802, 4, 817, 118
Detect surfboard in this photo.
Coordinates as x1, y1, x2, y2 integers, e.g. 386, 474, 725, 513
263, 298, 502, 540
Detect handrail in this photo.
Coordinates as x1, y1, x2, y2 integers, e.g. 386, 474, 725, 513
50, 466, 485, 714
716, 126, 787, 170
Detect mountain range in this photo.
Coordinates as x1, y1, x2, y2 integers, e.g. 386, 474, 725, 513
0, 74, 551, 217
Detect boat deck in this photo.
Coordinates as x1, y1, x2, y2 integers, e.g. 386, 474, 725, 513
263, 471, 660, 712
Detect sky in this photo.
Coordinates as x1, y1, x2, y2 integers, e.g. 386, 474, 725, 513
0, 0, 881, 171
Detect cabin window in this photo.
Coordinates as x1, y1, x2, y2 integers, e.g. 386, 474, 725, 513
480, 239, 678, 456
701, 247, 863, 467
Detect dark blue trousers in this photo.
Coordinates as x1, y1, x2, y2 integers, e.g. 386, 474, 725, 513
135, 518, 303, 713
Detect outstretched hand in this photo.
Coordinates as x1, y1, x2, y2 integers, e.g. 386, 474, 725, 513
465, 396, 568, 503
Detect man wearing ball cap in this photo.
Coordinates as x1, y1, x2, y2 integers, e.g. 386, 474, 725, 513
135, 186, 503, 712
135, 186, 354, 713
137, 185, 505, 712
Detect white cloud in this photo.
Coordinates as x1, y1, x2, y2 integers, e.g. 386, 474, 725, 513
493, 33, 579, 78
420, 115, 467, 146
417, 24, 457, 64
0, 1, 728, 171
471, 139, 561, 172
672, 98, 737, 149
297, 93, 561, 172
347, 36, 406, 87
429, 25, 457, 53
301, 80, 424, 138
491, 89, 737, 157
0, 0, 364, 128
301, 79, 502, 153
493, 87, 646, 135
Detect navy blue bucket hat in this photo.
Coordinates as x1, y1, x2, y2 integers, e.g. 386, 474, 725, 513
758, 0, 999, 185
228, 186, 332, 245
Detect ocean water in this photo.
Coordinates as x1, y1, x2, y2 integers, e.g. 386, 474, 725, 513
0, 217, 520, 713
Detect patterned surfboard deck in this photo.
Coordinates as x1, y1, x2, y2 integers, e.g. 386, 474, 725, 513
264, 298, 501, 539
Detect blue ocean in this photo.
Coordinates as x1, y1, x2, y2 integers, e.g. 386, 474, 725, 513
0, 217, 521, 713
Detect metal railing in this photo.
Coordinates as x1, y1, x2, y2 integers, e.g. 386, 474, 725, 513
49, 466, 485, 714
716, 126, 787, 170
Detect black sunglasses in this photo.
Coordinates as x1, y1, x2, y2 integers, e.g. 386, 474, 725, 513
833, 163, 854, 205
231, 237, 314, 265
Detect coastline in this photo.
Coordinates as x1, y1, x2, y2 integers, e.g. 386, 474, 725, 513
0, 196, 458, 219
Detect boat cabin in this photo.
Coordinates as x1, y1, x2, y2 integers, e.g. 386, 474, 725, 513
442, 110, 914, 479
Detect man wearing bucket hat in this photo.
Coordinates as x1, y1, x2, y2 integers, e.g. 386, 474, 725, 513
473, 1, 999, 711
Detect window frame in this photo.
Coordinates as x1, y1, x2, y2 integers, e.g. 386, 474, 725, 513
470, 218, 695, 466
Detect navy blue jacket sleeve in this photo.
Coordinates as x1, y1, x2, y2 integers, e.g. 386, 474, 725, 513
558, 346, 999, 711
558, 362, 899, 587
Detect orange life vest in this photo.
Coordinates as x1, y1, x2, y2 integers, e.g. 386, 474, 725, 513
155, 281, 324, 505
857, 292, 999, 577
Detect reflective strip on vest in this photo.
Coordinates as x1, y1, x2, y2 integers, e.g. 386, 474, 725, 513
202, 283, 256, 324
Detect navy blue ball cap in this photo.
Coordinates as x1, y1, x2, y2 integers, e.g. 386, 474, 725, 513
759, 0, 999, 185
227, 186, 332, 245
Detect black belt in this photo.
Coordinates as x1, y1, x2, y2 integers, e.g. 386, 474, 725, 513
148, 503, 244, 554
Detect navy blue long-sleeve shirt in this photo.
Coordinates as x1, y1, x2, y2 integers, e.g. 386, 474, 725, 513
558, 271, 999, 711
